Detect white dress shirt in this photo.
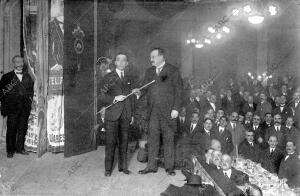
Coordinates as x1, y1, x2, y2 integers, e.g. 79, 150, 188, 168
223, 169, 232, 178
116, 68, 124, 79
156, 62, 165, 75
14, 70, 23, 81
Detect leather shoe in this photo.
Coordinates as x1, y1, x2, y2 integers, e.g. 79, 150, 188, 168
119, 169, 131, 175
7, 152, 13, 158
166, 169, 176, 176
138, 168, 157, 175
16, 150, 29, 155
104, 171, 111, 177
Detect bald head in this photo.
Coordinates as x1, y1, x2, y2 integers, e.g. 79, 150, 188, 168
211, 139, 221, 151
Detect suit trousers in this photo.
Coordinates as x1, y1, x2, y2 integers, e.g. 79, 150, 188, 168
104, 110, 130, 172
6, 109, 30, 153
147, 108, 176, 170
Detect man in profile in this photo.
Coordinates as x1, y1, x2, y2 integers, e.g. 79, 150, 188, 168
133, 48, 183, 176
0, 55, 34, 158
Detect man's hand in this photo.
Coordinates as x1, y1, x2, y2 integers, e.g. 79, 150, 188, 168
171, 110, 179, 119
139, 140, 147, 149
113, 95, 126, 103
130, 117, 134, 125
132, 88, 141, 98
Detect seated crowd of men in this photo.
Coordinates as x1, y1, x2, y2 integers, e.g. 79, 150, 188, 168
172, 75, 300, 191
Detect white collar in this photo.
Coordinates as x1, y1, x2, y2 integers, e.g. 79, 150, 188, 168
115, 69, 124, 78
204, 128, 210, 134
156, 61, 165, 70
223, 169, 232, 177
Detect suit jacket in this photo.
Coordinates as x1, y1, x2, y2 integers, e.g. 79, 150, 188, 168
290, 101, 300, 128
256, 101, 272, 120
226, 122, 246, 156
242, 103, 256, 115
278, 153, 300, 188
184, 99, 200, 119
211, 127, 233, 154
98, 70, 135, 121
285, 126, 300, 151
238, 139, 260, 162
210, 168, 248, 196
141, 63, 183, 121
160, 184, 216, 196
272, 105, 293, 123
265, 125, 287, 151
259, 147, 284, 174
0, 70, 34, 116
221, 96, 236, 115
176, 121, 203, 159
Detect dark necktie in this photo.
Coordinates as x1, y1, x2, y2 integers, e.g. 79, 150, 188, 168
120, 71, 124, 79
224, 171, 229, 179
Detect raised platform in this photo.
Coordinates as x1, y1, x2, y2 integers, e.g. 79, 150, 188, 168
0, 145, 185, 195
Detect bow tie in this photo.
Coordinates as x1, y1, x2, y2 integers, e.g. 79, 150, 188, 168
15, 72, 23, 75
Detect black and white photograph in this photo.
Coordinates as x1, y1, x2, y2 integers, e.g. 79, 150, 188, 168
0, 0, 300, 195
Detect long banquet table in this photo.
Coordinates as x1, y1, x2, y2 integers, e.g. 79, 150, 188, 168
192, 156, 300, 196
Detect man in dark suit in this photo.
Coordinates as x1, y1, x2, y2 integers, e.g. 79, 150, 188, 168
0, 55, 34, 158
197, 118, 215, 156
184, 90, 200, 119
250, 114, 266, 149
176, 107, 188, 144
176, 111, 202, 164
259, 135, 284, 174
265, 114, 287, 151
285, 116, 300, 151
211, 116, 233, 154
272, 95, 293, 124
238, 130, 260, 162
98, 53, 135, 176
256, 92, 272, 120
243, 111, 253, 130
261, 112, 273, 131
226, 112, 246, 157
278, 140, 300, 188
290, 92, 300, 128
242, 95, 256, 115
211, 154, 248, 196
134, 48, 183, 176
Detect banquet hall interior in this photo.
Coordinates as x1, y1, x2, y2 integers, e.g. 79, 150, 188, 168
0, 0, 300, 195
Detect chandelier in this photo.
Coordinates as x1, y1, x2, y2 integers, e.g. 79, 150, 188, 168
186, 0, 279, 49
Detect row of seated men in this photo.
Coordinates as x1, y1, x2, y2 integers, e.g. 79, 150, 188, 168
182, 86, 300, 130
175, 109, 300, 189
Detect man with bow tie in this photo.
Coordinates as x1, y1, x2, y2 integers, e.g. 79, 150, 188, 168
278, 140, 300, 188
0, 55, 34, 158
98, 53, 136, 177
259, 135, 284, 174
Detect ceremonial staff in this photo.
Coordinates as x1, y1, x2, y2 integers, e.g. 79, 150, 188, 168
96, 80, 155, 114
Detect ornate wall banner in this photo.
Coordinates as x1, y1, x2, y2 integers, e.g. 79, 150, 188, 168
23, 0, 39, 152
47, 0, 64, 152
